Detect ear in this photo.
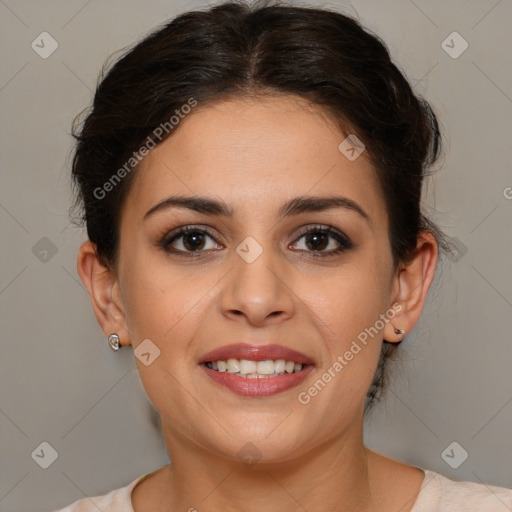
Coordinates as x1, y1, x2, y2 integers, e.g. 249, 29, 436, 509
383, 231, 438, 343
76, 240, 130, 347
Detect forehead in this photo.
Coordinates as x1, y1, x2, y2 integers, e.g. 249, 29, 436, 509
122, 95, 386, 225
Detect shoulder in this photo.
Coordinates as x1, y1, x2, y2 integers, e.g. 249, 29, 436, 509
412, 469, 512, 512
366, 450, 511, 512
52, 473, 148, 512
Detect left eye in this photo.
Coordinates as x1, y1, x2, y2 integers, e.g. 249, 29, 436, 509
290, 227, 348, 254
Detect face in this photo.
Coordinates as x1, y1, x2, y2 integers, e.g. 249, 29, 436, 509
113, 95, 400, 463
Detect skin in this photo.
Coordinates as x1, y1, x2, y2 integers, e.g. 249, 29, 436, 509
78, 95, 437, 511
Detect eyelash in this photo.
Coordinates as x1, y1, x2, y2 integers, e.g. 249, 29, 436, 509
159, 224, 352, 258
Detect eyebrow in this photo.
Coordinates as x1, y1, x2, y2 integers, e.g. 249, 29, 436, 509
143, 194, 370, 222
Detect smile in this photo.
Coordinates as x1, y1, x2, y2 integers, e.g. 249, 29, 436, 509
198, 343, 315, 396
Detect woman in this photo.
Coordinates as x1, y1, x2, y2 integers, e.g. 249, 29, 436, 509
56, 1, 512, 510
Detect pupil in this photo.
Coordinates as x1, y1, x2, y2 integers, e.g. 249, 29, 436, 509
307, 232, 327, 251
184, 232, 205, 251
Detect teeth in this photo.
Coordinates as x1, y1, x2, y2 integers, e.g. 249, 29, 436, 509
274, 359, 286, 373
256, 360, 274, 375
227, 358, 240, 373
205, 358, 305, 376
239, 359, 257, 375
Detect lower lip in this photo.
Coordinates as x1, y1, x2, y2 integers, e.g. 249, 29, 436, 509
200, 364, 314, 397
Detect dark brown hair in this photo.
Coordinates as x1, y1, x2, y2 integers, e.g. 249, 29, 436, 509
70, 0, 444, 410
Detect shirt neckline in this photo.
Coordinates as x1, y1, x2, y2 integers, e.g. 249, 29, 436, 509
127, 467, 433, 511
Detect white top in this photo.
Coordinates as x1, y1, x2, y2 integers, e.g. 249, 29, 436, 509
54, 468, 512, 511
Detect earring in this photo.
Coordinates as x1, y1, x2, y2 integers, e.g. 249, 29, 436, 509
108, 333, 121, 351
394, 328, 405, 335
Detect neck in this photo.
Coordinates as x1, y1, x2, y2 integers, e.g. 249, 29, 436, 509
157, 416, 375, 512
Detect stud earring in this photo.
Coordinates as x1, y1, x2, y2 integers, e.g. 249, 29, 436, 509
108, 333, 121, 351
394, 328, 405, 335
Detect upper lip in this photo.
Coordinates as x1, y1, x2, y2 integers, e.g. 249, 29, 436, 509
199, 343, 314, 365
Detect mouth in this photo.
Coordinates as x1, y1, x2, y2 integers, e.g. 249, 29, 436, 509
198, 343, 314, 396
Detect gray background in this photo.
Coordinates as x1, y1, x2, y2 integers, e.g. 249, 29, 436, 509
1, 0, 511, 510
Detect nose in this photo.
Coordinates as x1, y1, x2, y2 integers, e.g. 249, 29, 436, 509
219, 241, 296, 327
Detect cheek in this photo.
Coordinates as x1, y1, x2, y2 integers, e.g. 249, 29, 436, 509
118, 245, 224, 360
320, 255, 392, 334
117, 250, 210, 417
117, 236, 176, 340
319, 280, 386, 382
304, 249, 393, 394
121, 263, 196, 343
295, 275, 388, 436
